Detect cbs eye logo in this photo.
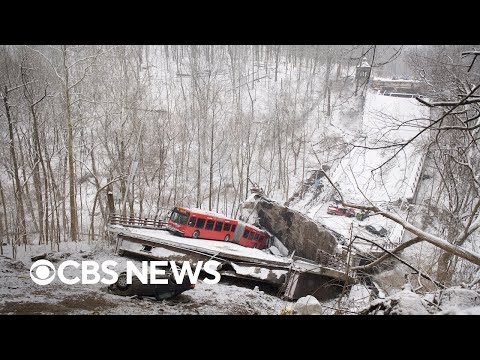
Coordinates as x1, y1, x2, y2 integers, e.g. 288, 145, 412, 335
30, 260, 56, 285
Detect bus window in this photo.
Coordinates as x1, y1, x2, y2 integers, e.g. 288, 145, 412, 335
248, 232, 255, 240
243, 230, 250, 239
231, 224, 236, 232
170, 211, 188, 225
206, 219, 215, 230
214, 221, 223, 231
188, 217, 197, 227
254, 233, 260, 240
196, 218, 206, 229
223, 223, 231, 232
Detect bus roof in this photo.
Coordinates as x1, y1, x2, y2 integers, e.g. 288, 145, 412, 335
242, 222, 268, 234
188, 207, 233, 220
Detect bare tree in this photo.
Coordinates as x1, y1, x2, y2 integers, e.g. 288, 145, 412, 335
1, 47, 28, 251
319, 47, 480, 283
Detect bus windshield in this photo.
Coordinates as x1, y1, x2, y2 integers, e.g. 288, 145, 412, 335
170, 211, 189, 225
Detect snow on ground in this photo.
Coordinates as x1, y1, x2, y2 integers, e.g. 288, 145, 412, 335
361, 284, 431, 315
331, 90, 430, 204
309, 203, 389, 240
346, 284, 372, 312
436, 287, 480, 313
0, 241, 291, 315
437, 307, 480, 315
4, 240, 476, 315
361, 283, 480, 315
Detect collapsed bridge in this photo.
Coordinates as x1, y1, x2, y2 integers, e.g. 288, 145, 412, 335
107, 213, 355, 301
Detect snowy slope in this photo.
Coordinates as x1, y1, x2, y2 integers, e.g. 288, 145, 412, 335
290, 89, 431, 241
331, 90, 430, 204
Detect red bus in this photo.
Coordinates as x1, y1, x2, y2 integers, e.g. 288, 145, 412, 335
166, 207, 270, 250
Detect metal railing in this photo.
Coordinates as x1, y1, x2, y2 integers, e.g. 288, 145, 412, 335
405, 152, 426, 203
368, 240, 401, 253
315, 249, 348, 273
108, 213, 167, 230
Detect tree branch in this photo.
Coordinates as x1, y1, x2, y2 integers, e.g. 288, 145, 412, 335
320, 169, 480, 266
351, 236, 421, 271
369, 82, 480, 171
26, 46, 65, 85
416, 98, 480, 107
351, 235, 445, 289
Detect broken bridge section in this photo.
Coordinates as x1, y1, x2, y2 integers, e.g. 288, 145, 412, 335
107, 213, 354, 302
253, 198, 338, 261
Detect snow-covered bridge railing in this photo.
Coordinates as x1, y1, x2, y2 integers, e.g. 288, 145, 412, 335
389, 223, 405, 245
108, 213, 167, 230
368, 240, 401, 253
404, 152, 426, 203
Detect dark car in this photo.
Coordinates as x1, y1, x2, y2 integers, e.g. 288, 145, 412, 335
344, 208, 356, 218
108, 265, 195, 300
365, 224, 388, 237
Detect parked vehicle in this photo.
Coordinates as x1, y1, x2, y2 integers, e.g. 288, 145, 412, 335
327, 203, 356, 217
356, 210, 371, 221
344, 208, 356, 217
327, 203, 344, 215
365, 224, 388, 237
108, 265, 195, 300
